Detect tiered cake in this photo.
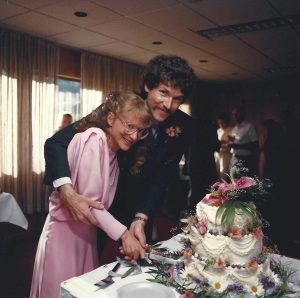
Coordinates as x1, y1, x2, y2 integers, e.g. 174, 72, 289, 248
176, 168, 292, 297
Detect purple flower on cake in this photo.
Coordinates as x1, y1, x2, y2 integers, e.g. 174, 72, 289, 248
261, 276, 276, 290
227, 283, 244, 292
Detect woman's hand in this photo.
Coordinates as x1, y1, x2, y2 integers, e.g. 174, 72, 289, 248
120, 230, 145, 261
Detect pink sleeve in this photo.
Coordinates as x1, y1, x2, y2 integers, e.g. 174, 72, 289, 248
68, 128, 126, 241
91, 209, 127, 241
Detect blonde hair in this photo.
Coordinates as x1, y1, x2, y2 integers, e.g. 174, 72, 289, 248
74, 91, 153, 132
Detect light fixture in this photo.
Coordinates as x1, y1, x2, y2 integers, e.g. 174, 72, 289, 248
196, 13, 300, 39
74, 11, 88, 17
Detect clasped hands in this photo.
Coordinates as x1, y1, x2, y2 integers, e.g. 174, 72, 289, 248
119, 219, 147, 263
59, 184, 147, 262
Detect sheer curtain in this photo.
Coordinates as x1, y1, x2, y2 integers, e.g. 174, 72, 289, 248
0, 29, 59, 213
81, 52, 144, 116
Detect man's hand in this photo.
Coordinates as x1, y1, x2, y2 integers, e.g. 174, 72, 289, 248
129, 219, 147, 249
119, 230, 145, 261
59, 184, 104, 225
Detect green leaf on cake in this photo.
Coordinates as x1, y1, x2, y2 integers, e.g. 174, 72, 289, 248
216, 200, 257, 232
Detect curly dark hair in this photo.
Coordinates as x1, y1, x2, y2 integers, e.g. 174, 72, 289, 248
74, 91, 153, 132
141, 55, 197, 101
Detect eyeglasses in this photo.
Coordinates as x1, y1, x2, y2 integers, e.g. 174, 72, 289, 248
116, 115, 149, 140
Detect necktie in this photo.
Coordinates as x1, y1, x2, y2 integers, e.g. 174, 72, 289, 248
152, 124, 159, 140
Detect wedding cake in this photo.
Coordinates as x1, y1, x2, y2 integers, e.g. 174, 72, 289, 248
149, 165, 295, 297
178, 167, 291, 297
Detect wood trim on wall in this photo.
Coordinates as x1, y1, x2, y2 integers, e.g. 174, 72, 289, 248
59, 47, 81, 79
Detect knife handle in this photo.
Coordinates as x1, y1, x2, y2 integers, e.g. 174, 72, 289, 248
112, 262, 121, 272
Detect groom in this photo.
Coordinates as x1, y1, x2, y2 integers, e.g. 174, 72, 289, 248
44, 55, 197, 248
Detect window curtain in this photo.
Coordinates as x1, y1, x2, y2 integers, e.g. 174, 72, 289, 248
81, 52, 144, 116
0, 29, 59, 213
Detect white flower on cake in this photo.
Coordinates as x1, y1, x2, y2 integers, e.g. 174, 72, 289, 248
211, 277, 227, 293
245, 282, 264, 296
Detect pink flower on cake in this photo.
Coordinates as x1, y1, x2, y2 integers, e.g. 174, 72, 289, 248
199, 224, 207, 235
252, 228, 264, 240
202, 193, 226, 206
247, 259, 258, 272
164, 266, 175, 278
232, 177, 256, 189
182, 248, 193, 263
198, 216, 208, 235
212, 182, 233, 195
229, 226, 245, 239
214, 257, 226, 269
180, 291, 195, 298
166, 126, 182, 137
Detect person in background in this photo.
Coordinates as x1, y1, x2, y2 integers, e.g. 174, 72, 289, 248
43, 55, 197, 248
229, 106, 258, 176
30, 92, 153, 298
58, 112, 73, 130
215, 112, 232, 181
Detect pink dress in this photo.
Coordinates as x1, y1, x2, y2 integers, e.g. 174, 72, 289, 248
30, 128, 127, 298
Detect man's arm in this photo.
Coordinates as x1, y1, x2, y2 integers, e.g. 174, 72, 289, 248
44, 124, 76, 185
44, 124, 103, 225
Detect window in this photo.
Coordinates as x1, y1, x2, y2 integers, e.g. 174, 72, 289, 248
57, 78, 81, 127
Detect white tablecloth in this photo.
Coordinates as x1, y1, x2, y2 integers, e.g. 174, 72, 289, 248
0, 192, 28, 229
60, 236, 300, 298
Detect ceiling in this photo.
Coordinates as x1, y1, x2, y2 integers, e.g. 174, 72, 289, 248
1, 0, 300, 82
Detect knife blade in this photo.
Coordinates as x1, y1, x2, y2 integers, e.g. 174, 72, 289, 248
121, 266, 136, 279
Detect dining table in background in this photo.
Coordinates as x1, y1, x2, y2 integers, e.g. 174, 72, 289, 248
0, 192, 28, 229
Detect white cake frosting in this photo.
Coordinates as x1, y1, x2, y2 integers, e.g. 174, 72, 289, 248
189, 226, 262, 265
179, 197, 277, 295
192, 200, 262, 265
197, 198, 255, 234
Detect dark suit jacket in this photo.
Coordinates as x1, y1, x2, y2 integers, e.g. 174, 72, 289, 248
111, 109, 194, 225
43, 109, 194, 225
